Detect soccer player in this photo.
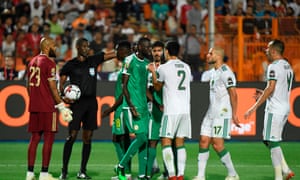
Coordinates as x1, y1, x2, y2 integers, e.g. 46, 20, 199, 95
59, 38, 116, 180
26, 37, 72, 180
244, 39, 295, 180
146, 41, 164, 178
193, 47, 240, 180
148, 40, 192, 180
116, 37, 152, 180
101, 40, 132, 178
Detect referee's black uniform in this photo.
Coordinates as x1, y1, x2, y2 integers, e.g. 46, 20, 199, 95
60, 52, 105, 130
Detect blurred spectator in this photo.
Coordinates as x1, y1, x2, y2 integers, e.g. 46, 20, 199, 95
93, 0, 111, 27
151, 0, 169, 34
0, 0, 14, 14
42, 22, 51, 38
27, 23, 42, 56
165, 8, 178, 37
2, 16, 14, 35
15, 15, 29, 32
0, 55, 19, 80
142, 0, 153, 22
57, 11, 68, 30
178, 0, 192, 33
30, 0, 43, 20
120, 19, 135, 35
58, 0, 78, 25
186, 0, 207, 35
130, 0, 142, 22
101, 40, 118, 72
183, 24, 204, 73
242, 6, 256, 34
72, 10, 88, 29
29, 16, 43, 33
15, 0, 31, 19
89, 30, 106, 55
256, 10, 272, 35
49, 13, 64, 37
42, 4, 52, 23
15, 29, 30, 58
114, 0, 130, 24
2, 33, 15, 56
86, 17, 102, 35
55, 35, 68, 59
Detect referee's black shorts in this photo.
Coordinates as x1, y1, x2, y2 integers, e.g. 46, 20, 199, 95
69, 96, 98, 131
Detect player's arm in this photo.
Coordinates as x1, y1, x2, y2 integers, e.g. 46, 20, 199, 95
228, 87, 240, 127
102, 94, 123, 118
147, 63, 163, 91
59, 75, 68, 95
244, 80, 276, 119
122, 73, 139, 118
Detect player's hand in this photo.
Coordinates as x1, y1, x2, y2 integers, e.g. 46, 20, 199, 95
232, 115, 241, 128
62, 96, 75, 104
102, 108, 113, 118
244, 107, 255, 120
55, 102, 73, 122
147, 63, 155, 73
130, 106, 139, 118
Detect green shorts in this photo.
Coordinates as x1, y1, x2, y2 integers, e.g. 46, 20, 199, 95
123, 107, 150, 134
112, 108, 128, 135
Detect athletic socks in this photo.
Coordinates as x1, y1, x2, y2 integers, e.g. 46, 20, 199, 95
196, 148, 209, 178
80, 143, 91, 172
218, 149, 238, 177
177, 146, 186, 177
162, 146, 176, 177
146, 147, 156, 176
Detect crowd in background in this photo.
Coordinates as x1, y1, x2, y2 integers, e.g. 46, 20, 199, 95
0, 0, 300, 81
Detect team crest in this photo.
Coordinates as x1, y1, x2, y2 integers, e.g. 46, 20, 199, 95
269, 70, 275, 78
227, 77, 233, 86
134, 125, 139, 130
89, 68, 95, 76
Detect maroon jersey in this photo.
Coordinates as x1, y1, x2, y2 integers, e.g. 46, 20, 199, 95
28, 54, 57, 112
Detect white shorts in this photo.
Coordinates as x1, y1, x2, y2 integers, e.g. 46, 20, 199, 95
263, 112, 287, 142
200, 114, 231, 139
160, 114, 191, 139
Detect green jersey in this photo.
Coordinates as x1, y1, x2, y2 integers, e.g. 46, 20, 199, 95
122, 53, 149, 112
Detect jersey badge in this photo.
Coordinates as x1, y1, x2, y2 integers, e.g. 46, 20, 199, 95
89, 68, 95, 76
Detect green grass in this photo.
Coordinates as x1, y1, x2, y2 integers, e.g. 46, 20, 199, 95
1, 141, 299, 180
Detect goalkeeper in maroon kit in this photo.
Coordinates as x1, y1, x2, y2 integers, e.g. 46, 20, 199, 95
26, 37, 72, 180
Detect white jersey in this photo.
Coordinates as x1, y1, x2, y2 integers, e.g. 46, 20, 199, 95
157, 59, 192, 114
265, 59, 293, 115
207, 64, 236, 118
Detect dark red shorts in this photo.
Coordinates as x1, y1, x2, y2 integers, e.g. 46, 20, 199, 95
28, 112, 58, 132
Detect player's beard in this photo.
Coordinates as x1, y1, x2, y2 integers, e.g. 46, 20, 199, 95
49, 48, 57, 58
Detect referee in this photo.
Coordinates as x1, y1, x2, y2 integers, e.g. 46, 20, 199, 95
59, 38, 116, 180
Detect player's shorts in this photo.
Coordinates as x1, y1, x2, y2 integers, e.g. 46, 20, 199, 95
123, 107, 149, 134
148, 105, 163, 140
200, 114, 231, 139
159, 113, 191, 139
263, 112, 288, 142
28, 112, 58, 132
112, 108, 129, 135
69, 97, 98, 131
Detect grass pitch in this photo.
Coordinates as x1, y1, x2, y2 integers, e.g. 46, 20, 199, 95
0, 141, 299, 180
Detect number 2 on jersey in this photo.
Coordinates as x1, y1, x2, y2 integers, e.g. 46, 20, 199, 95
177, 70, 186, 90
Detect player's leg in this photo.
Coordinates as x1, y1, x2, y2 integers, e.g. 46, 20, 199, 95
194, 115, 212, 180
146, 140, 159, 177
60, 130, 78, 179
212, 138, 239, 179
263, 113, 294, 180
39, 131, 56, 180
27, 131, 42, 179
212, 117, 239, 179
77, 129, 93, 179
175, 114, 191, 179
117, 132, 147, 180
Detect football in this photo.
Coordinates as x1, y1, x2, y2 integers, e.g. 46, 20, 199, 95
64, 84, 81, 100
